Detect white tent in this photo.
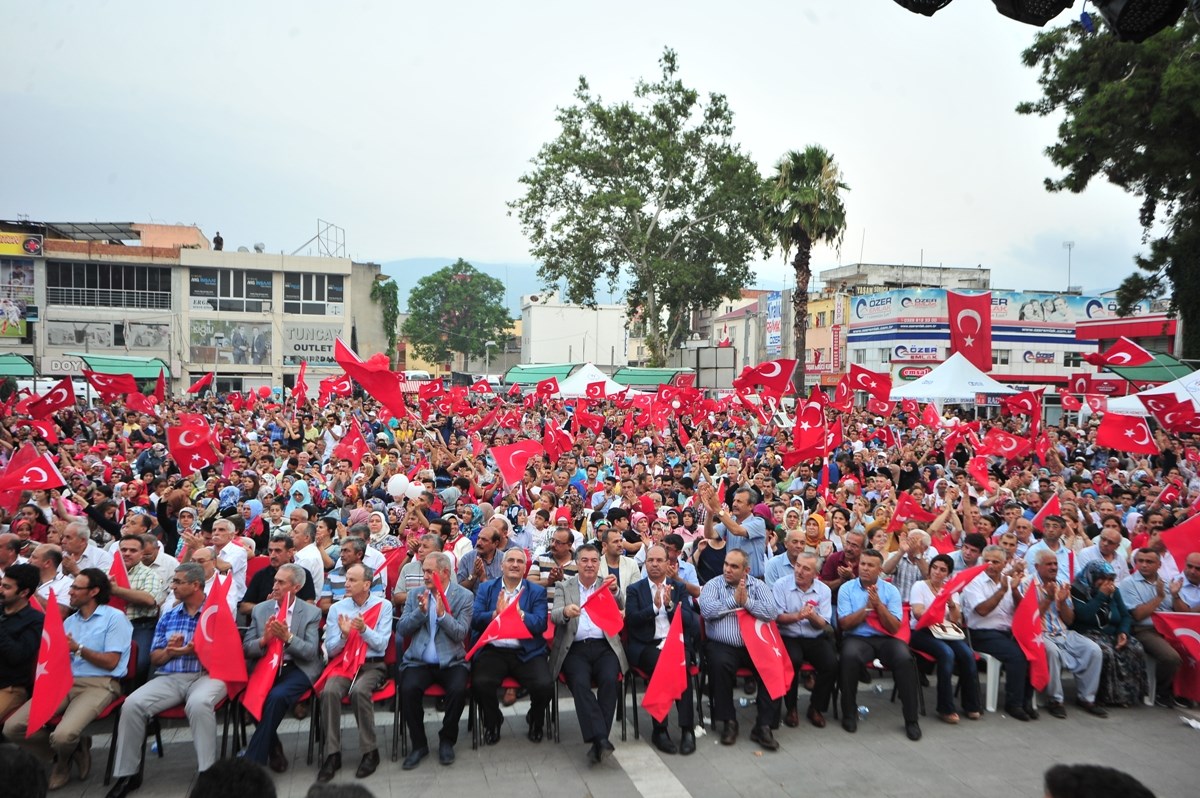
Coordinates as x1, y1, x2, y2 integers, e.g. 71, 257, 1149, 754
888, 352, 1018, 403
554, 362, 632, 399
1104, 368, 1200, 416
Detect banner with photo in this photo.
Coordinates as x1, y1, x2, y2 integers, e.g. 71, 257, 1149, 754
0, 259, 34, 338
190, 320, 273, 365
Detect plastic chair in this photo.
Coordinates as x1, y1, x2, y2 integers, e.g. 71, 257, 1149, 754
625, 662, 703, 739
47, 641, 138, 786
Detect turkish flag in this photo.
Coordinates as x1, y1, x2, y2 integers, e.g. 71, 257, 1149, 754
866, 398, 895, 417
914, 565, 988, 630
921, 403, 941, 428
864, 605, 912, 644
28, 419, 57, 444
313, 602, 386, 691
153, 369, 166, 404
574, 408, 605, 435
1084, 337, 1154, 368
194, 574, 248, 688
489, 439, 544, 488
1158, 482, 1182, 506
506, 382, 522, 397
736, 610, 793, 700
824, 418, 844, 455
900, 399, 918, 415
580, 581, 624, 637
1084, 395, 1108, 413
585, 381, 607, 401
947, 290, 993, 372
1138, 392, 1180, 417
1004, 389, 1044, 416
1061, 394, 1082, 411
886, 492, 940, 533
108, 551, 131, 613
187, 372, 215, 394
168, 420, 221, 477
849, 364, 892, 401
470, 378, 493, 394
1141, 396, 1198, 433
1012, 581, 1049, 691
640, 605, 688, 722
1096, 412, 1158, 455
465, 594, 533, 660
125, 392, 158, 415
831, 376, 853, 412
732, 359, 797, 396
0, 444, 41, 514
967, 455, 991, 487
83, 370, 138, 400
334, 422, 370, 467
243, 593, 291, 721
27, 377, 76, 419
1152, 612, 1200, 703
535, 377, 559, 397
293, 361, 309, 405
418, 378, 445, 400
980, 428, 1031, 460
1159, 514, 1200, 570
334, 340, 409, 421
0, 453, 66, 493
1031, 493, 1062, 532
26, 588, 73, 737
318, 373, 352, 404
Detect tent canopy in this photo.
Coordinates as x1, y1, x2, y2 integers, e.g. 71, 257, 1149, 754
502, 363, 579, 386
1105, 368, 1200, 416
68, 353, 170, 379
888, 352, 1017, 403
611, 366, 692, 389
555, 362, 633, 398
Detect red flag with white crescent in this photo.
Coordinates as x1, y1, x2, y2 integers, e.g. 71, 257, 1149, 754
194, 574, 248, 687
1013, 581, 1049, 691
84, 369, 138, 400
848, 364, 892, 401
489, 439, 544, 488
26, 377, 76, 420
1084, 337, 1154, 368
0, 453, 66, 492
1096, 412, 1157, 455
243, 592, 291, 721
736, 610, 793, 700
1031, 493, 1061, 532
187, 372, 215, 394
947, 291, 992, 372
640, 605, 688, 722
26, 588, 73, 737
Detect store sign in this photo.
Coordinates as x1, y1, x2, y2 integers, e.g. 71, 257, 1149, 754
892, 344, 939, 362
897, 366, 933, 381
281, 322, 342, 366
1022, 351, 1056, 364
0, 233, 42, 257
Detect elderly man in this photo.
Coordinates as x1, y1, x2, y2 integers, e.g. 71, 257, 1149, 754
317, 563, 393, 783
394, 533, 442, 610
319, 538, 383, 611
698, 549, 781, 750
112, 535, 164, 683
550, 543, 628, 764
534, 524, 581, 599
239, 534, 316, 615
208, 519, 248, 604
963, 545, 1036, 719
241, 563, 322, 772
701, 484, 768, 579
30, 544, 73, 618
396, 552, 473, 770
764, 528, 807, 585
0, 564, 42, 729
60, 521, 112, 575
1077, 525, 1131, 585
1172, 552, 1200, 611
1120, 548, 1184, 708
470, 548, 553, 745
1028, 550, 1106, 718
4, 569, 132, 790
881, 529, 931, 602
456, 519, 507, 592
0, 533, 23, 578
820, 529, 865, 594
837, 549, 922, 741
626, 544, 698, 755
773, 552, 836, 730
106, 563, 229, 798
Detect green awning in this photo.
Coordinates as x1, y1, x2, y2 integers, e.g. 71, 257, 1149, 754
612, 367, 693, 389
502, 363, 580, 385
68, 353, 171, 379
0, 353, 34, 377
1101, 352, 1192, 385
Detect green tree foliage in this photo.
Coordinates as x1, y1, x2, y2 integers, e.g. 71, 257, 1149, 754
370, 276, 400, 365
509, 48, 766, 367
1017, 17, 1200, 355
762, 147, 849, 389
401, 260, 510, 367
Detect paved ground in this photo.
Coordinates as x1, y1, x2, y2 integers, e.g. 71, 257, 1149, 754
43, 681, 1200, 798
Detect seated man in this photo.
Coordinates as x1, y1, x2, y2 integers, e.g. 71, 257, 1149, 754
318, 538, 384, 612
1174, 552, 1200, 611
1028, 550, 1106, 718
697, 549, 781, 751
396, 552, 474, 770
106, 563, 229, 798
963, 545, 1037, 719
550, 543, 628, 764
470, 548, 553, 744
241, 564, 322, 772
4, 569, 132, 791
661, 533, 700, 599
317, 563, 393, 783
0, 564, 43, 730
626, 545, 698, 755
836, 549, 922, 741
393, 533, 441, 610
772, 552, 837, 730
111, 534, 164, 684
1119, 548, 1184, 707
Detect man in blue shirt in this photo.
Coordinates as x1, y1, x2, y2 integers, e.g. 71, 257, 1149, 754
701, 484, 767, 579
835, 550, 922, 741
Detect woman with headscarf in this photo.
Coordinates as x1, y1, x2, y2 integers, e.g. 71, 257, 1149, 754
240, 498, 268, 554
679, 507, 701, 544
801, 514, 836, 570
1070, 560, 1146, 707
368, 510, 402, 551
285, 479, 312, 517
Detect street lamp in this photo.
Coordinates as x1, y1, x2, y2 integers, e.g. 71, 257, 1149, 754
485, 340, 497, 376
1063, 241, 1074, 292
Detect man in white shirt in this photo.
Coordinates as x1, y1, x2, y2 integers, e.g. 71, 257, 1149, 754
163, 548, 238, 616
292, 521, 325, 596
61, 521, 112, 575
1076, 528, 1130, 585
211, 519, 248, 604
140, 533, 180, 605
29, 543, 72, 617
962, 545, 1036, 720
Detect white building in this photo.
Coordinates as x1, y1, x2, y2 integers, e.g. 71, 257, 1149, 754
520, 293, 627, 367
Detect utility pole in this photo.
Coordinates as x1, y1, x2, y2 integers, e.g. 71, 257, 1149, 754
1063, 241, 1075, 291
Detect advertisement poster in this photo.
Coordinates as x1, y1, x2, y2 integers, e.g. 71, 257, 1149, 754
281, 322, 342, 366
764, 291, 782, 355
0, 259, 34, 338
190, 320, 272, 365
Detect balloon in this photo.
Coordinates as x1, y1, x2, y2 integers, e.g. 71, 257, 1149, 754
387, 474, 409, 499
405, 482, 425, 500
257, 385, 272, 398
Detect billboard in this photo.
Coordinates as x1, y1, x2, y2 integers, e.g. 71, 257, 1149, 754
44, 321, 170, 350
764, 292, 782, 356
0, 259, 34, 338
189, 320, 272, 365
0, 233, 42, 258
281, 322, 341, 366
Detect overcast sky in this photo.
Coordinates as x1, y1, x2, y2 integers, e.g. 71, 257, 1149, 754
2, 1, 1150, 295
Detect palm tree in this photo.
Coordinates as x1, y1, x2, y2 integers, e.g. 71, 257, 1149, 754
763, 146, 849, 391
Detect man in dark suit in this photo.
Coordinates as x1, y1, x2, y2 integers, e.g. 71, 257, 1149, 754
625, 544, 698, 755
550, 543, 627, 764
242, 563, 322, 772
395, 552, 474, 770
469, 548, 553, 744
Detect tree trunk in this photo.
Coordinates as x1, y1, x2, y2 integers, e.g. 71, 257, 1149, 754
644, 282, 664, 367
791, 242, 812, 393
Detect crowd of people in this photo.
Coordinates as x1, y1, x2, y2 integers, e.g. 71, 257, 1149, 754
0, 374, 1196, 797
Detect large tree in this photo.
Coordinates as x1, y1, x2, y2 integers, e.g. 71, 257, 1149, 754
509, 48, 766, 366
1017, 17, 1200, 355
401, 260, 510, 367
762, 146, 849, 389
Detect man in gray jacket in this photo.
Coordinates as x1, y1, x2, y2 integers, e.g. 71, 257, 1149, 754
396, 552, 474, 770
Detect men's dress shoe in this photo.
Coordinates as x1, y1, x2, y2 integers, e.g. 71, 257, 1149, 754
598, 737, 615, 752
438, 740, 455, 766
483, 726, 501, 745
905, 722, 922, 742
526, 709, 544, 742
268, 740, 288, 773
806, 706, 826, 729
743, 679, 757, 695
1047, 701, 1068, 719
587, 742, 603, 764
74, 736, 92, 781
679, 729, 696, 756
651, 728, 677, 755
783, 708, 800, 728
356, 750, 379, 779
105, 774, 142, 798
48, 758, 71, 791
1005, 704, 1030, 721
719, 720, 739, 746
316, 753, 341, 784
402, 747, 429, 771
841, 716, 857, 734
749, 726, 779, 751
1077, 700, 1108, 718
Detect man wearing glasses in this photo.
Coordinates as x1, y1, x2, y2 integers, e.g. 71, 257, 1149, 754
456, 519, 510, 593
106, 563, 228, 798
4, 569, 132, 791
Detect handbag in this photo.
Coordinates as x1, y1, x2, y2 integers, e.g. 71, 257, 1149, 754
930, 621, 965, 641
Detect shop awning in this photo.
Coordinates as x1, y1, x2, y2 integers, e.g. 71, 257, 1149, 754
502, 363, 580, 385
611, 367, 692, 389
1100, 352, 1192, 385
0, 353, 34, 377
67, 353, 170, 379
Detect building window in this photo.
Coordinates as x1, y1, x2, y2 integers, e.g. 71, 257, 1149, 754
816, 312, 827, 328
854, 349, 866, 365
1063, 351, 1084, 368
284, 273, 344, 316
46, 261, 172, 309
189, 268, 273, 313
992, 349, 1010, 366
879, 348, 891, 363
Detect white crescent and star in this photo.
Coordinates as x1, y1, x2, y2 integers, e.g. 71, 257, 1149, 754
199, 606, 219, 642
955, 310, 981, 346
760, 362, 782, 378
1125, 424, 1152, 447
